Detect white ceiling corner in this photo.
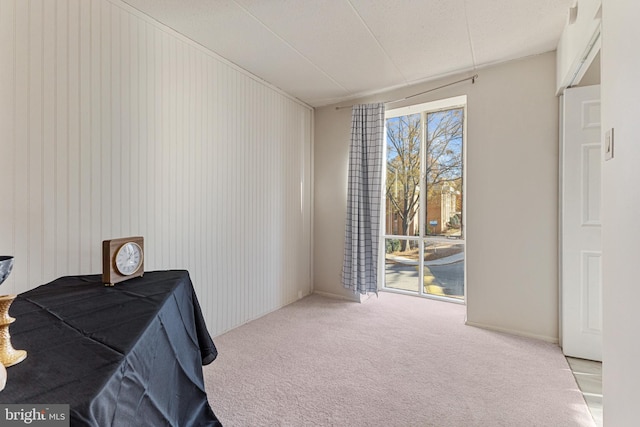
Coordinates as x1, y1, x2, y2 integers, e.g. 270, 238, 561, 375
121, 0, 573, 107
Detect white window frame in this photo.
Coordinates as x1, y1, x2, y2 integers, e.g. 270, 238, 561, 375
380, 95, 467, 303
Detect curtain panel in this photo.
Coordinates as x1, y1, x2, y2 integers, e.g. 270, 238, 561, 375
342, 103, 386, 294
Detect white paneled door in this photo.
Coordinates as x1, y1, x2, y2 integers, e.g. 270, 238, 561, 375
561, 85, 602, 361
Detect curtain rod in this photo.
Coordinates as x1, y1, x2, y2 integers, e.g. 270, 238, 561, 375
334, 74, 478, 110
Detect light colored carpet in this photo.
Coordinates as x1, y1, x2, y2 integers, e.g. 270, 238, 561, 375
204, 292, 595, 427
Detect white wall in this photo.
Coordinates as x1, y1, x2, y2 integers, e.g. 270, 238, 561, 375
313, 105, 353, 301
0, 0, 313, 337
315, 52, 560, 341
601, 1, 640, 425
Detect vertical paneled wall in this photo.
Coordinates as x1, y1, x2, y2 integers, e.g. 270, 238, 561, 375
0, 0, 313, 336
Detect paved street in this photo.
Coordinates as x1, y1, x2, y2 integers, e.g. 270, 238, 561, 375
385, 258, 464, 298
428, 261, 464, 297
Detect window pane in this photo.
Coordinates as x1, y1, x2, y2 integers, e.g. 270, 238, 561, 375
384, 239, 419, 292
424, 241, 464, 298
425, 109, 463, 238
385, 114, 421, 236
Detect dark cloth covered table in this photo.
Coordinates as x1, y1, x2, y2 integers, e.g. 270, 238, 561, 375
0, 270, 222, 426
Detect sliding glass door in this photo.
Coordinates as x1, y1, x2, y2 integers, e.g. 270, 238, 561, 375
383, 97, 466, 302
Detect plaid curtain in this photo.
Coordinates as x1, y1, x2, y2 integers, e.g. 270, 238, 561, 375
342, 103, 385, 294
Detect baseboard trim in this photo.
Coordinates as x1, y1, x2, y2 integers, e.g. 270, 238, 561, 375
313, 290, 360, 302
465, 320, 559, 344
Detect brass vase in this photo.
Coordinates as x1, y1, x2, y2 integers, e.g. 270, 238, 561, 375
0, 256, 27, 367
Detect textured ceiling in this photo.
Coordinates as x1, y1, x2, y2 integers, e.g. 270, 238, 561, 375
122, 0, 573, 107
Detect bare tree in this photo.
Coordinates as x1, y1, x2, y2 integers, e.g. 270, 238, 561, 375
386, 114, 420, 250
425, 109, 463, 190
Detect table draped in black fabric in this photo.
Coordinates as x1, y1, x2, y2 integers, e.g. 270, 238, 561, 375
0, 270, 222, 426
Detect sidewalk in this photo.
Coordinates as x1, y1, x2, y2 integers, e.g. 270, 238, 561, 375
386, 251, 464, 266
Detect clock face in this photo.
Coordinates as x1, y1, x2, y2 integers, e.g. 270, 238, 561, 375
114, 242, 143, 276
